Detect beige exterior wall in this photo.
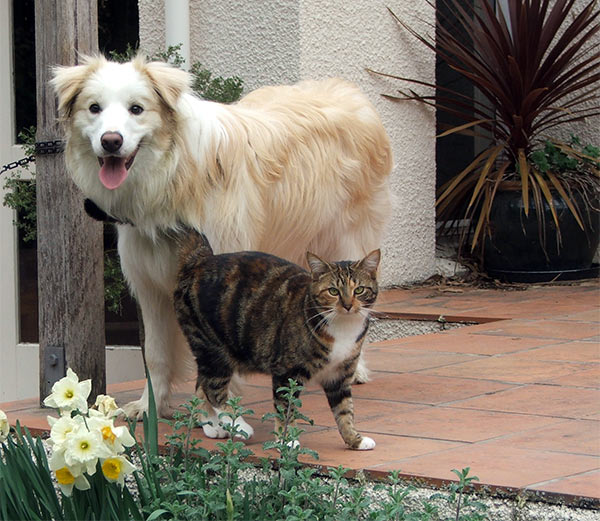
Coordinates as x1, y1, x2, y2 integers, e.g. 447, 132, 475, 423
139, 0, 438, 286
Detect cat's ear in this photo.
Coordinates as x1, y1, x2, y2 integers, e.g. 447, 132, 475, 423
358, 249, 381, 274
306, 251, 330, 278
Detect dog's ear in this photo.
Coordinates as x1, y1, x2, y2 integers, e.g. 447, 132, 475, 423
142, 59, 191, 112
51, 56, 103, 119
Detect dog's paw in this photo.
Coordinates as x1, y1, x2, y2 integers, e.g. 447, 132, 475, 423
122, 399, 146, 421
355, 436, 376, 451
122, 399, 174, 421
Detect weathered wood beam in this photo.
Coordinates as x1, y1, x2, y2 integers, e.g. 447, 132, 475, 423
35, 0, 105, 403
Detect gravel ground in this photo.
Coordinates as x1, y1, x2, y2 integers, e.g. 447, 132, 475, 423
235, 467, 600, 521
367, 316, 464, 344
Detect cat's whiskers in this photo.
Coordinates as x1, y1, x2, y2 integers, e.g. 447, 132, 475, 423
358, 307, 374, 319
307, 307, 336, 331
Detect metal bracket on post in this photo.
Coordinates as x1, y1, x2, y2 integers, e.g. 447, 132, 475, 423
43, 345, 65, 397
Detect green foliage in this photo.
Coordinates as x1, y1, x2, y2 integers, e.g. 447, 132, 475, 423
130, 378, 487, 520
104, 250, 127, 314
110, 43, 244, 104
430, 468, 488, 521
189, 62, 244, 104
529, 136, 600, 175
2, 176, 36, 243
1, 378, 489, 521
150, 44, 187, 69
2, 127, 37, 243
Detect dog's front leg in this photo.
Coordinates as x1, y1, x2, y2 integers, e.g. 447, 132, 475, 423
117, 227, 192, 420
122, 285, 188, 419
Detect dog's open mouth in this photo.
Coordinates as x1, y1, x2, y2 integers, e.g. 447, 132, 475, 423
97, 148, 139, 190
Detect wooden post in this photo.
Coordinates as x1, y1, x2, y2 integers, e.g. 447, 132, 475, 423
35, 0, 105, 404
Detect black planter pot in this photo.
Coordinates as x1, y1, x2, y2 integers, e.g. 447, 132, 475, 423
484, 189, 600, 282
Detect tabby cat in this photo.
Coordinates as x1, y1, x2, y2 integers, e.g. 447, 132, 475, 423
173, 230, 380, 450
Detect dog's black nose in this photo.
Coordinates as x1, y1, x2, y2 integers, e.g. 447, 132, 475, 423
101, 132, 123, 153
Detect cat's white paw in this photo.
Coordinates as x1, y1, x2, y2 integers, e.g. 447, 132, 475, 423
233, 417, 254, 439
356, 436, 376, 450
274, 439, 300, 452
204, 414, 254, 440
202, 421, 229, 439
352, 360, 371, 384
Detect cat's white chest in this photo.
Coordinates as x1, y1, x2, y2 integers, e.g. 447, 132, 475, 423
325, 314, 367, 366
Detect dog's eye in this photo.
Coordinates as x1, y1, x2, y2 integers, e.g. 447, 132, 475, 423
89, 103, 101, 114
129, 105, 144, 115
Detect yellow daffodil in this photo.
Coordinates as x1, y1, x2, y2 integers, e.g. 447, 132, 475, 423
54, 466, 90, 496
43, 368, 92, 413
101, 455, 136, 487
87, 415, 136, 453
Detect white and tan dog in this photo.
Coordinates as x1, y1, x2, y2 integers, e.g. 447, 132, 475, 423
52, 55, 392, 419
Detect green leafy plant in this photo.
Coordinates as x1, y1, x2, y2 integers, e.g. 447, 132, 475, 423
2, 127, 37, 242
1, 374, 490, 521
371, 0, 600, 259
104, 250, 127, 314
431, 468, 487, 521
111, 43, 244, 103
189, 62, 244, 104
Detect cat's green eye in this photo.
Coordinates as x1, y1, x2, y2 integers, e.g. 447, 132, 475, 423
354, 286, 365, 295
328, 287, 340, 296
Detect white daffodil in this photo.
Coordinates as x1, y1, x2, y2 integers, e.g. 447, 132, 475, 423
88, 415, 136, 453
48, 414, 85, 448
54, 466, 90, 497
64, 427, 112, 475
43, 368, 92, 414
101, 455, 136, 487
0, 410, 9, 442
49, 446, 84, 476
92, 394, 123, 418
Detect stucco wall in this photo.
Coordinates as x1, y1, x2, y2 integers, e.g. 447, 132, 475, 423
140, 0, 438, 286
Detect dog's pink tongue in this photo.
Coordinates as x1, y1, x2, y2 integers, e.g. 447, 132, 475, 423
99, 157, 128, 190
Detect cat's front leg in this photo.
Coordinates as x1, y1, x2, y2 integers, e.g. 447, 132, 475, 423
323, 381, 375, 450
197, 378, 254, 440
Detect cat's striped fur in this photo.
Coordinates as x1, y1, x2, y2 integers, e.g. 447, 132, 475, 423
174, 230, 380, 450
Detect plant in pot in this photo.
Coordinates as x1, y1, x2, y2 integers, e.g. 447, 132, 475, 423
371, 0, 600, 282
